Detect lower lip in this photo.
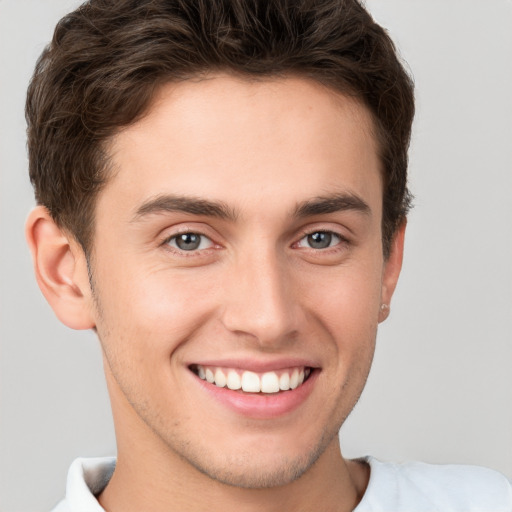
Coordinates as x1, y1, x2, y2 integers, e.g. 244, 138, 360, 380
193, 370, 318, 419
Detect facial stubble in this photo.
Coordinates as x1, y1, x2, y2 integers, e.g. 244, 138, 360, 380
86, 255, 375, 490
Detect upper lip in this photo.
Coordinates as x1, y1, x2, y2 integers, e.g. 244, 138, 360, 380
187, 357, 320, 373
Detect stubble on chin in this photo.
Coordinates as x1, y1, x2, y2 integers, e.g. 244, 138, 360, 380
170, 431, 339, 490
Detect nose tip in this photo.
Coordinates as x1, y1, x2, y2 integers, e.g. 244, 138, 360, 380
220, 256, 299, 347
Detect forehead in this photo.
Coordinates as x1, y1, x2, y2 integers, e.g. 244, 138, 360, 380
101, 74, 381, 222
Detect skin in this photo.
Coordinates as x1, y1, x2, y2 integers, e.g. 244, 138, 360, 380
26, 75, 405, 512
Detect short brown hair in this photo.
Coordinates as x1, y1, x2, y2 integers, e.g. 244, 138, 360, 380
26, 0, 414, 257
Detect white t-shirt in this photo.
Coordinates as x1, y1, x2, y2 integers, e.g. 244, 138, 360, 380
51, 456, 512, 511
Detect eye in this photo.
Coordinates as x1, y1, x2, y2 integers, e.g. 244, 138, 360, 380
297, 231, 342, 250
166, 232, 214, 252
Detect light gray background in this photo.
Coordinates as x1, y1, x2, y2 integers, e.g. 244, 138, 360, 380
1, 1, 511, 510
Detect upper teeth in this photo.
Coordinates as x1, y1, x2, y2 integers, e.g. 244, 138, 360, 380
195, 365, 310, 393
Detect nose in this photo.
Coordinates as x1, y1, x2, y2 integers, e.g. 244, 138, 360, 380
220, 248, 300, 347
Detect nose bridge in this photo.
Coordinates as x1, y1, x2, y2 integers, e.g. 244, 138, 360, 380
221, 242, 298, 345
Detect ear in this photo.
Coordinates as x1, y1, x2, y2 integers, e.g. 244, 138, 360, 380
25, 206, 96, 330
379, 221, 406, 323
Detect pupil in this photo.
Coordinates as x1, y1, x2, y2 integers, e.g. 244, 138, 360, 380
308, 232, 331, 249
176, 233, 200, 250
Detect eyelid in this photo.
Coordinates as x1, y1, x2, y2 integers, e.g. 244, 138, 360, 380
294, 225, 350, 246
159, 223, 213, 242
165, 233, 214, 251
296, 231, 342, 249
158, 224, 222, 255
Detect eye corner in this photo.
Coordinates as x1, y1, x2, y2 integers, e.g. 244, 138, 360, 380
161, 230, 218, 255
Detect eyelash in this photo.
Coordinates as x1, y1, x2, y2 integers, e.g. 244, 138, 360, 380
160, 228, 349, 256
294, 229, 349, 251
160, 230, 217, 257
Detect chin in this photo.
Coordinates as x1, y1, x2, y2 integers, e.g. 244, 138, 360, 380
191, 454, 318, 489
180, 430, 336, 489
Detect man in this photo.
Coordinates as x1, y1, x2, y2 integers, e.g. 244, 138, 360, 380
24, 0, 512, 510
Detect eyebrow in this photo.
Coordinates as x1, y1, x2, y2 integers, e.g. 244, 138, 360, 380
293, 192, 371, 218
131, 194, 238, 222
131, 191, 370, 223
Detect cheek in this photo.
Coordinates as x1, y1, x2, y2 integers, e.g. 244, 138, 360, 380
93, 262, 217, 363
93, 268, 217, 409
300, 261, 383, 331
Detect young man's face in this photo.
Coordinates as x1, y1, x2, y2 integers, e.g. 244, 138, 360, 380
85, 75, 402, 487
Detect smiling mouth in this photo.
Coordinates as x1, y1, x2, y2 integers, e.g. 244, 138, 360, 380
190, 365, 313, 394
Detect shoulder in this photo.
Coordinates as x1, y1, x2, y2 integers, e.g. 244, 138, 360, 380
50, 501, 70, 512
355, 457, 512, 512
50, 457, 116, 512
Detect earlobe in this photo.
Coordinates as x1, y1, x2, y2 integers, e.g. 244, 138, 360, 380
379, 221, 406, 323
25, 206, 96, 330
